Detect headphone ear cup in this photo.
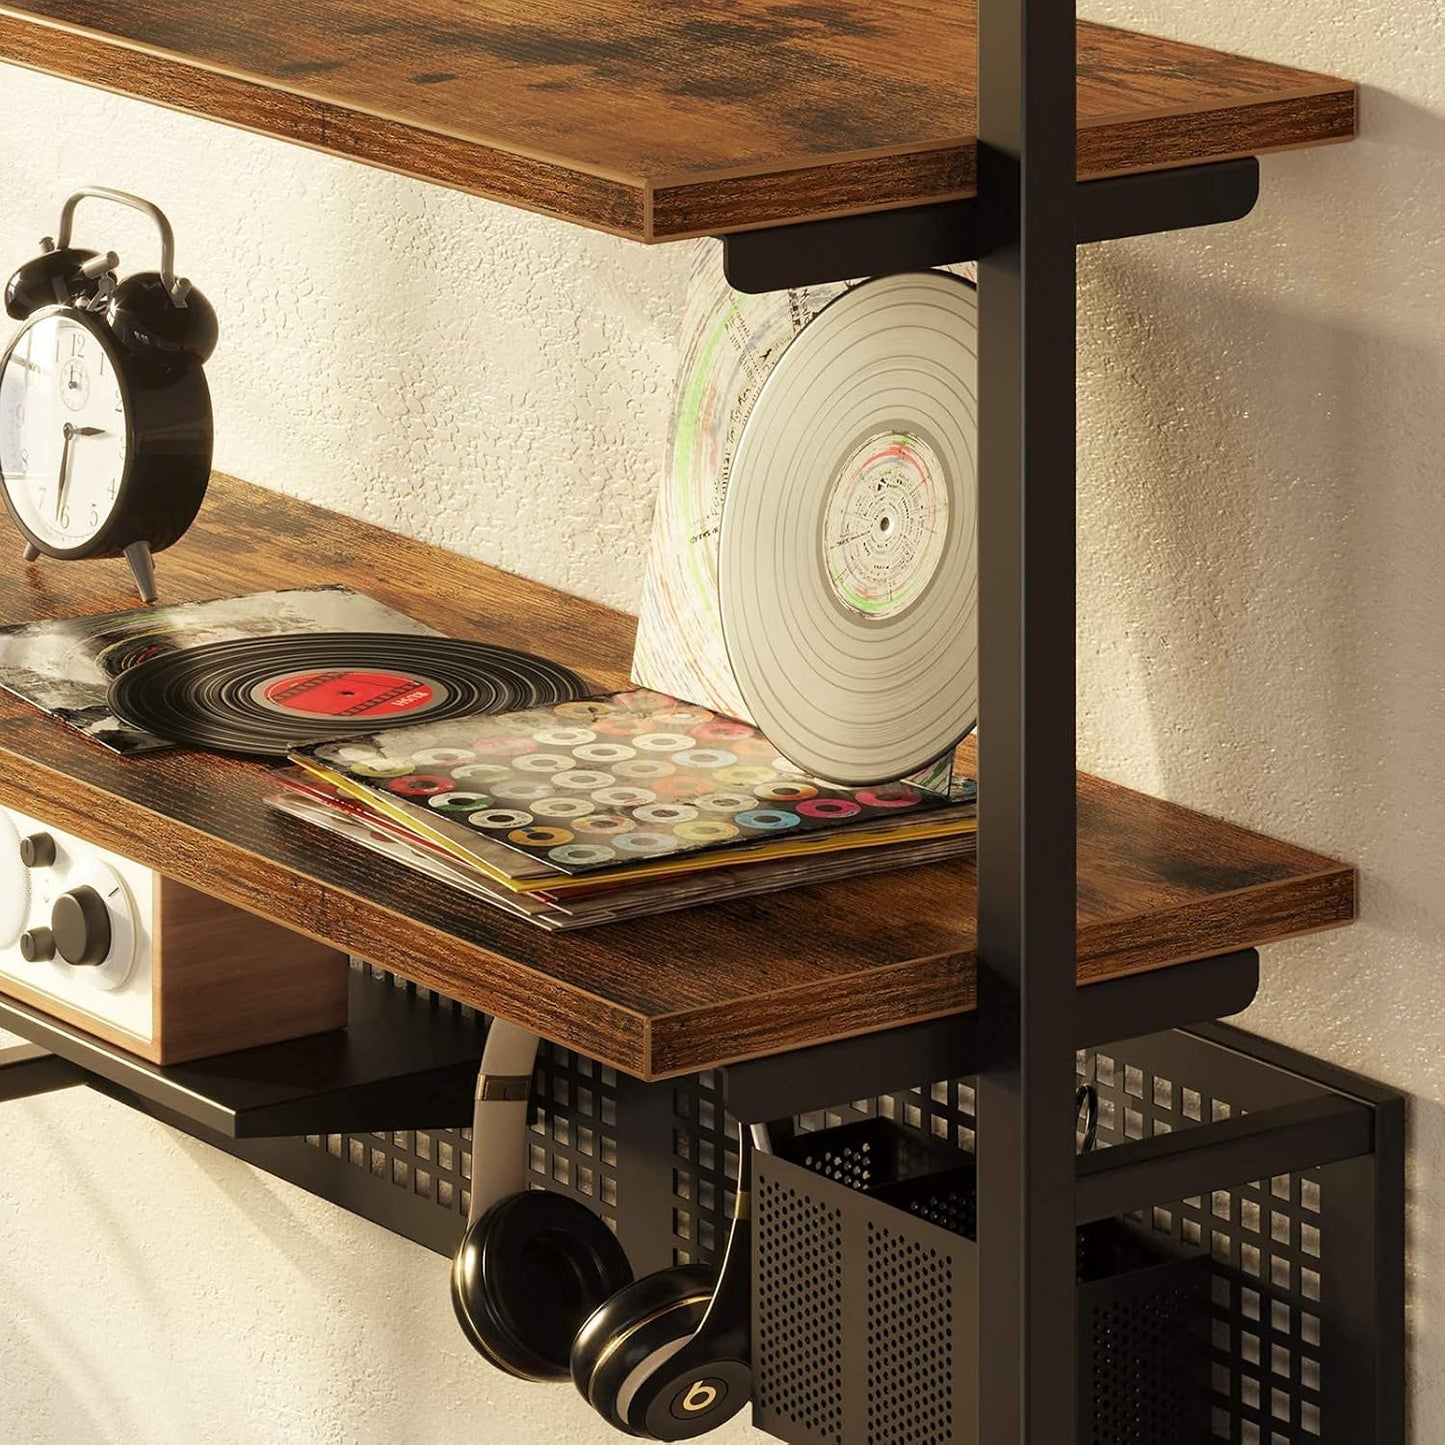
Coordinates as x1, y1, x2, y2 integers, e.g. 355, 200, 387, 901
4, 248, 114, 320
452, 1190, 633, 1383
571, 1263, 717, 1434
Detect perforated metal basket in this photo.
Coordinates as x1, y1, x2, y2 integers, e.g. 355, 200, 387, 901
753, 1118, 1209, 1445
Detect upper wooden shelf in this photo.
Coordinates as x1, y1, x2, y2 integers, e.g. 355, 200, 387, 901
0, 1, 1354, 241
0, 476, 1354, 1078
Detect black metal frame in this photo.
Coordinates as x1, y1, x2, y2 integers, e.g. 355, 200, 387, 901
716, 0, 1274, 1434
972, 0, 1080, 1433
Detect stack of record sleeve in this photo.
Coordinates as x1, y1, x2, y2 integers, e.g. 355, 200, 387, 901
269, 687, 975, 931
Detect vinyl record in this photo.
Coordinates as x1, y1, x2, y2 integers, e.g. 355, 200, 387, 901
717, 271, 979, 787
107, 633, 587, 757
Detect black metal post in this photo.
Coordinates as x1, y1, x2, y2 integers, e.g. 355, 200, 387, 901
974, 0, 1079, 1434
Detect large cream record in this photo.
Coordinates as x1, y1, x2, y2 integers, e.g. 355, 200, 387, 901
717, 271, 978, 786
631, 242, 846, 720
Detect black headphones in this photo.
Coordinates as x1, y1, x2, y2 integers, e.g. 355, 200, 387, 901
452, 1020, 759, 1438
5, 185, 218, 365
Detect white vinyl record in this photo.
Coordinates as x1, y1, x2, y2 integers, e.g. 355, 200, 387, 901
717, 271, 978, 786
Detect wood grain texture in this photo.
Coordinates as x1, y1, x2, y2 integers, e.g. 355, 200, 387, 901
151, 877, 349, 1062
0, 1, 1354, 240
0, 475, 1356, 1078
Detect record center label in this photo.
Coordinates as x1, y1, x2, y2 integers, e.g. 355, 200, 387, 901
255, 668, 437, 719
823, 431, 949, 620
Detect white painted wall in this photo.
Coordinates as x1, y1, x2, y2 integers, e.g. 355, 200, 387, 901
0, 0, 1440, 1433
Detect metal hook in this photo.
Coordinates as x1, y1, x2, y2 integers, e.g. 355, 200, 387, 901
1075, 1084, 1099, 1155
50, 187, 190, 307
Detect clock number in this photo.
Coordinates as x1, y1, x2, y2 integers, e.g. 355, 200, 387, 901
59, 504, 71, 530
70, 332, 84, 359
88, 504, 99, 528
108, 479, 118, 500
17, 447, 27, 475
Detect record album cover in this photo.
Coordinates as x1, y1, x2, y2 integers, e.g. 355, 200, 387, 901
0, 586, 437, 754
291, 687, 973, 890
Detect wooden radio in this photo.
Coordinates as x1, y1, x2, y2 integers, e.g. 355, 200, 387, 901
0, 803, 348, 1064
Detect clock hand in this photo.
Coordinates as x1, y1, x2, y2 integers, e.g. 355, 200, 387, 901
55, 424, 78, 520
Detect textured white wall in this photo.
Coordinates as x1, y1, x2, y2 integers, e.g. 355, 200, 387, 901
0, 0, 1440, 1433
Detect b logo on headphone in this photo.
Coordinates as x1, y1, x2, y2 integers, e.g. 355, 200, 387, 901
673, 1377, 727, 1420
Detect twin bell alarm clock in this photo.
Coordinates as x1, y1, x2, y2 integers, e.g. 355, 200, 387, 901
0, 187, 217, 604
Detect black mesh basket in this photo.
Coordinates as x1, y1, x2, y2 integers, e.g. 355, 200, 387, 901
754, 1118, 1209, 1445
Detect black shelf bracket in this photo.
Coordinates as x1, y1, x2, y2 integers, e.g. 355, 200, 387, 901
720, 157, 1260, 294
0, 968, 485, 1138
0, 1041, 85, 1103
723, 948, 1260, 1124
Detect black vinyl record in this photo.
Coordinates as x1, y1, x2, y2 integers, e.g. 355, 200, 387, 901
107, 632, 587, 757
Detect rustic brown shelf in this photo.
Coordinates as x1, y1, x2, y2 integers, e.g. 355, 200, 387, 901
0, 1, 1354, 241
0, 475, 1355, 1079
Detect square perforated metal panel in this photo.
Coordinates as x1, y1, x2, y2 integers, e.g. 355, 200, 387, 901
300, 968, 624, 1247
1080, 1035, 1369, 1444
269, 970, 1394, 1444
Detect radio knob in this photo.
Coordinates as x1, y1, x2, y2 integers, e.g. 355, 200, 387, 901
52, 886, 111, 967
18, 927, 55, 962
19, 832, 56, 868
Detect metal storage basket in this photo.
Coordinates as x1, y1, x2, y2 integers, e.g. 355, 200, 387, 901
754, 1117, 1209, 1444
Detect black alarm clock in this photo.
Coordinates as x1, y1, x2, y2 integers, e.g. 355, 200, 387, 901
0, 187, 217, 604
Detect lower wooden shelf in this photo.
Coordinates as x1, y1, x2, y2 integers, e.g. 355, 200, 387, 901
0, 966, 485, 1137
0, 474, 1356, 1079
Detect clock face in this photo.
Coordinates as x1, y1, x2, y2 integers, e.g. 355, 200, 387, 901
0, 310, 130, 553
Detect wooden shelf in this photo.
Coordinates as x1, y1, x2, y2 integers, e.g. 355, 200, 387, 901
0, 967, 485, 1136
0, 1, 1354, 240
0, 475, 1354, 1078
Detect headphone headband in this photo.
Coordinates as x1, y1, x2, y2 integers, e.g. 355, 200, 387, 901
467, 1019, 542, 1226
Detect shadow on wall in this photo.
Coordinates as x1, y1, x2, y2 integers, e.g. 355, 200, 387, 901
1076, 87, 1443, 1443
1075, 77, 1445, 1070
1076, 85, 1445, 866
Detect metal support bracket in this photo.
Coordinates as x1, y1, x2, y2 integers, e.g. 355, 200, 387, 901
720, 157, 1260, 294
724, 949, 1259, 1124
0, 1042, 85, 1103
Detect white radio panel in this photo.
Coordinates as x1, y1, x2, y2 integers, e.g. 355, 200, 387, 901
0, 806, 155, 1044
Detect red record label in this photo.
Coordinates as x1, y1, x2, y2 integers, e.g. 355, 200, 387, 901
256, 669, 436, 719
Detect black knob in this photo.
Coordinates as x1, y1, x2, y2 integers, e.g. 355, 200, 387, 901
18, 927, 55, 962
52, 886, 111, 967
19, 832, 56, 868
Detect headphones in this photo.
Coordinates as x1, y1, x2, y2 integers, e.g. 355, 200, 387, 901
452, 1019, 759, 1438
5, 185, 218, 364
